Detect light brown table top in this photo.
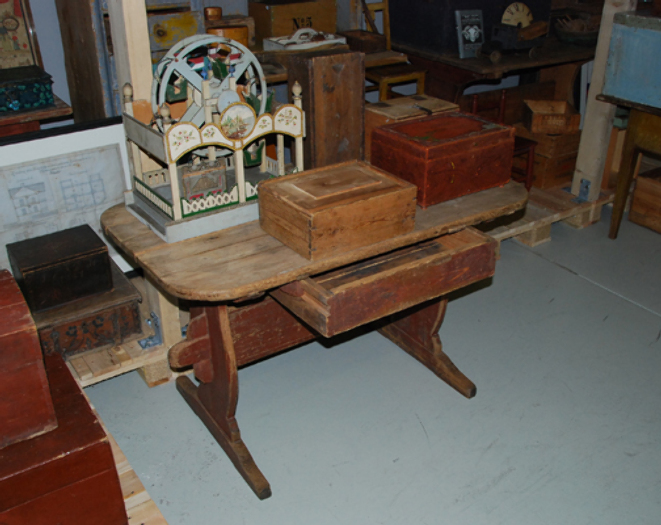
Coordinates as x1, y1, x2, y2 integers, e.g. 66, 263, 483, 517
101, 182, 527, 302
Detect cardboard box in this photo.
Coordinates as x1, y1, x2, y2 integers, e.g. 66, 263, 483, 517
371, 112, 514, 208
259, 160, 417, 260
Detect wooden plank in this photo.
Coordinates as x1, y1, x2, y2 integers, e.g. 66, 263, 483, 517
106, 0, 153, 103
68, 357, 94, 382
571, 0, 638, 200
127, 500, 168, 525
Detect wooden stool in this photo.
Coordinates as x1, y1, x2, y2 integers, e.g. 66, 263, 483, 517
365, 63, 427, 101
609, 108, 661, 239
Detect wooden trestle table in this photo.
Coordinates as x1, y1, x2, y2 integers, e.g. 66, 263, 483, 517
101, 182, 528, 499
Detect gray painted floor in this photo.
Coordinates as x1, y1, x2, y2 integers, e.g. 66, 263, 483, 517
87, 207, 661, 525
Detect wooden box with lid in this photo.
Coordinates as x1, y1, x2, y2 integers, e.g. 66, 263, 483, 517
258, 160, 417, 260
365, 94, 458, 161
370, 112, 514, 208
6, 225, 113, 312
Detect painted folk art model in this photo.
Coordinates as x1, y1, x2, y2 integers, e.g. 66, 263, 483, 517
121, 35, 305, 242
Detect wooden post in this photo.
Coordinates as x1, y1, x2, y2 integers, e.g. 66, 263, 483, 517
105, 0, 152, 103
292, 81, 304, 172
571, 0, 637, 200
123, 83, 143, 183
235, 148, 246, 203
277, 134, 285, 175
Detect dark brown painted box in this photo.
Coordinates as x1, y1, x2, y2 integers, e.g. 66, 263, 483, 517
6, 225, 113, 312
0, 270, 57, 450
371, 112, 515, 208
0, 353, 128, 524
33, 262, 142, 357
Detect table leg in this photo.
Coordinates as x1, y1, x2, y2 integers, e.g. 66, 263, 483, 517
609, 109, 661, 239
172, 305, 272, 499
169, 297, 317, 499
378, 298, 476, 399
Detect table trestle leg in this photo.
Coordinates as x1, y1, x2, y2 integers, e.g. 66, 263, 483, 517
378, 298, 476, 399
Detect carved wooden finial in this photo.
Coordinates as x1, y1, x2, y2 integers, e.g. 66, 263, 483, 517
159, 104, 172, 131
292, 81, 302, 98
123, 83, 133, 102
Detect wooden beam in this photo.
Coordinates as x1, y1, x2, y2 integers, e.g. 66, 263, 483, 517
106, 0, 153, 103
571, 0, 637, 200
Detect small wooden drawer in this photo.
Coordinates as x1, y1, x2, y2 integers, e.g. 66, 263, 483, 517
270, 227, 496, 337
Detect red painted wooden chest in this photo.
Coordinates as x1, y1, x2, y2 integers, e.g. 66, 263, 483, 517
0, 270, 57, 450
370, 112, 515, 208
0, 353, 128, 524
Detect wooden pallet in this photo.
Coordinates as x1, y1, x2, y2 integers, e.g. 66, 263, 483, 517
479, 186, 615, 247
86, 394, 168, 525
66, 276, 180, 388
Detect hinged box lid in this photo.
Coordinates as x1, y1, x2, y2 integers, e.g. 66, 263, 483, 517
259, 161, 417, 260
383, 112, 509, 150
7, 225, 107, 273
366, 95, 458, 121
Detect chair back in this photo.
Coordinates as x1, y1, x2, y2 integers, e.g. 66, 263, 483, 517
363, 0, 391, 50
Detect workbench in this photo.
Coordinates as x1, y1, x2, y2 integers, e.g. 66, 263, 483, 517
101, 181, 528, 499
396, 39, 595, 104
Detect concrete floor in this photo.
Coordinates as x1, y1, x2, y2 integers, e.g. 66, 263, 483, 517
87, 207, 661, 525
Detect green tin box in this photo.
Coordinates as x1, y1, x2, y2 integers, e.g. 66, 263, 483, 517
0, 66, 54, 114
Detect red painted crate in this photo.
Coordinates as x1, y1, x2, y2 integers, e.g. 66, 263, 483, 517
370, 112, 515, 208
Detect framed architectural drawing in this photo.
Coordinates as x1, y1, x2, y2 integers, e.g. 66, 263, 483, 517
0, 0, 42, 69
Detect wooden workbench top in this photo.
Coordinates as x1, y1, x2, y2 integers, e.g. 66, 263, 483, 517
101, 182, 527, 302
394, 39, 595, 79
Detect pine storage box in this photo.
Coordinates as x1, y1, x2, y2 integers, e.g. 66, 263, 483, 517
259, 160, 417, 260
370, 112, 515, 208
249, 0, 337, 43
630, 168, 661, 234
6, 225, 113, 312
523, 99, 580, 134
0, 66, 54, 114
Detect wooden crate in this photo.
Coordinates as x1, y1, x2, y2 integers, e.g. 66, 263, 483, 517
287, 50, 364, 169
365, 94, 458, 161
249, 0, 336, 43
513, 150, 577, 190
6, 225, 112, 312
270, 228, 496, 337
523, 100, 581, 134
0, 354, 128, 524
33, 262, 142, 358
206, 15, 257, 48
0, 270, 57, 450
370, 112, 514, 208
259, 160, 417, 260
630, 169, 661, 234
514, 123, 581, 159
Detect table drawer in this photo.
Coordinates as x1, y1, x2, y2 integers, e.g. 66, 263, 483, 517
269, 227, 496, 337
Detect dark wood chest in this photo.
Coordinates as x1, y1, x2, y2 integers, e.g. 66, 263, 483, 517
7, 225, 113, 312
370, 112, 515, 208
